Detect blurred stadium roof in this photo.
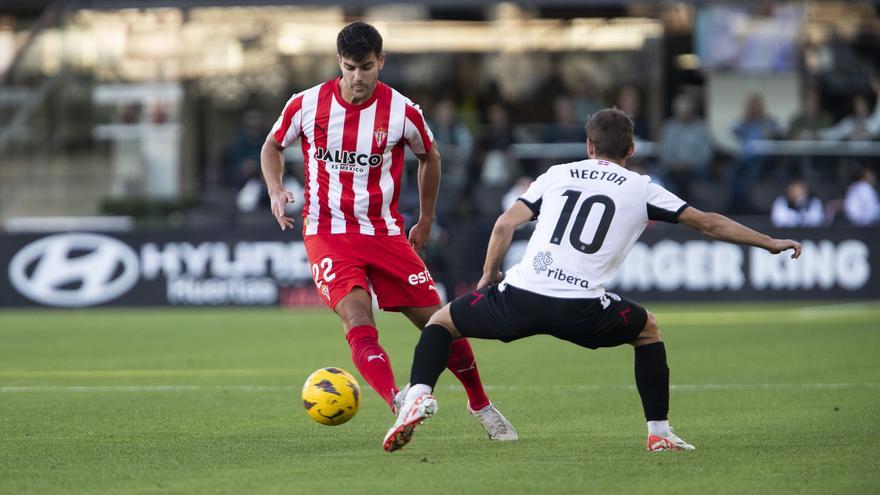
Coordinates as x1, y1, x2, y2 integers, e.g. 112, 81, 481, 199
8, 0, 857, 12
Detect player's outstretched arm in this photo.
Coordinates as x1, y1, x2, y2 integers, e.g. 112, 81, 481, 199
678, 206, 802, 258
479, 201, 536, 288
261, 135, 295, 231
408, 143, 441, 252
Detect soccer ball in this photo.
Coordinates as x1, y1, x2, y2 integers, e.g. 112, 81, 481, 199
301, 367, 361, 426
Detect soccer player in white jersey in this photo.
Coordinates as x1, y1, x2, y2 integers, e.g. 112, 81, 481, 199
384, 108, 802, 452
261, 21, 515, 440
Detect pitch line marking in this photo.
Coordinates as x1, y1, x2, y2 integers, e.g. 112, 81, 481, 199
1, 383, 877, 393
0, 369, 293, 378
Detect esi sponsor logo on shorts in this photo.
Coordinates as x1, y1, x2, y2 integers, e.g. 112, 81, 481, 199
545, 267, 590, 289
407, 269, 434, 287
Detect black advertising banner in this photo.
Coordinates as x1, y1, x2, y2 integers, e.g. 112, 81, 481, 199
1, 225, 878, 308
0, 228, 319, 308
504, 227, 878, 302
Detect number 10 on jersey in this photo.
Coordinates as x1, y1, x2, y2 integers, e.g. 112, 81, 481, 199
550, 191, 616, 254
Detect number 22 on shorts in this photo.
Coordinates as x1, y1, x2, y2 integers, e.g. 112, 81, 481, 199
311, 257, 336, 292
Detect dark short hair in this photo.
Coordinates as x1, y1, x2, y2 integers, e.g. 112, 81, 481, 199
337, 21, 383, 61
586, 108, 634, 161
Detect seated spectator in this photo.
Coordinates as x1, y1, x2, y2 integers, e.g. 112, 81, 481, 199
571, 72, 604, 123
476, 102, 518, 186
819, 78, 880, 141
542, 96, 586, 143
658, 93, 714, 197
727, 93, 781, 212
770, 178, 824, 227
844, 167, 880, 226
733, 93, 782, 149
428, 98, 473, 184
616, 85, 650, 140
223, 109, 266, 188
788, 89, 834, 139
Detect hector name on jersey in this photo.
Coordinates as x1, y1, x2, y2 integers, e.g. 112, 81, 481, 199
504, 159, 688, 299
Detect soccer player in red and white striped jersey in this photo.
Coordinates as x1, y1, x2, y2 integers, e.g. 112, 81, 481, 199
260, 21, 516, 441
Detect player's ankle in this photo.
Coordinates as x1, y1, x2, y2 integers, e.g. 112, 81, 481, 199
647, 420, 670, 436
404, 384, 432, 405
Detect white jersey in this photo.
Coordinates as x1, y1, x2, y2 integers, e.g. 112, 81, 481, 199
504, 159, 687, 299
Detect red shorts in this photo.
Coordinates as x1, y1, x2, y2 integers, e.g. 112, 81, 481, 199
303, 233, 441, 311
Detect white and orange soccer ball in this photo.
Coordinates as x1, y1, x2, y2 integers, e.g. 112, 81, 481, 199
301, 367, 361, 425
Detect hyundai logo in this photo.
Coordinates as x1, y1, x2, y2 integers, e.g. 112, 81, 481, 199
8, 233, 139, 307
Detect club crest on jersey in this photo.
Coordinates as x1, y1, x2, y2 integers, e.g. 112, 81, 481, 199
315, 146, 383, 172
532, 251, 553, 274
373, 127, 387, 147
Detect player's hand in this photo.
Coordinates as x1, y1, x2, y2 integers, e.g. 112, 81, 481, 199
408, 219, 432, 253
768, 239, 802, 259
269, 188, 296, 231
477, 270, 503, 290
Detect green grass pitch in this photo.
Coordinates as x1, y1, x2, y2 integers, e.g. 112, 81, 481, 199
1, 302, 878, 494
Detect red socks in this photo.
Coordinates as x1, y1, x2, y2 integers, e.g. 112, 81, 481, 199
346, 326, 490, 412
345, 325, 397, 410
446, 338, 490, 410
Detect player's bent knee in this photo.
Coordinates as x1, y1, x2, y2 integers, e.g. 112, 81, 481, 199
633, 311, 662, 346
427, 305, 462, 338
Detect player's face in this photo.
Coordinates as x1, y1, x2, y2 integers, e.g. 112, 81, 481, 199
338, 52, 384, 102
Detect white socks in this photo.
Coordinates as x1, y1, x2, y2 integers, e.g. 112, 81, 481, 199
404, 383, 432, 406
647, 420, 670, 436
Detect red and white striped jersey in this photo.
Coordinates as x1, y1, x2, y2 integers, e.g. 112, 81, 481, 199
270, 78, 434, 236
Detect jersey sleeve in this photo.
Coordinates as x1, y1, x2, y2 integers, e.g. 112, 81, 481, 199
646, 181, 688, 223
516, 173, 549, 220
402, 100, 434, 155
269, 93, 303, 148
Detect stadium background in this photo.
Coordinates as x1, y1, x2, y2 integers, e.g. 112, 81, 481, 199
1, 0, 877, 308
1, 2, 879, 494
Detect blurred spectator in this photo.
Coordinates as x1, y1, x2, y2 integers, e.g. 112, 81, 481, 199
787, 89, 834, 139
770, 178, 824, 227
571, 72, 604, 123
733, 93, 781, 146
223, 109, 266, 187
469, 102, 514, 182
818, 83, 880, 141
543, 95, 586, 143
476, 102, 517, 185
429, 98, 474, 184
616, 85, 650, 140
844, 167, 880, 226
479, 102, 515, 154
728, 93, 781, 212
658, 93, 714, 197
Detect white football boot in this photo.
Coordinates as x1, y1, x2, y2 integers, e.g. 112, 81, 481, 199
383, 393, 437, 452
646, 428, 695, 451
467, 402, 518, 441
